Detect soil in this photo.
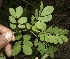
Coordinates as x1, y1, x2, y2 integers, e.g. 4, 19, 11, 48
0, 0, 70, 59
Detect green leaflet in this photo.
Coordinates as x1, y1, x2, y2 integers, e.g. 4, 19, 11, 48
23, 35, 33, 47
60, 29, 69, 35
39, 1, 43, 16
23, 41, 33, 47
37, 42, 45, 55
39, 33, 44, 41
46, 26, 52, 33
15, 35, 22, 40
40, 1, 43, 13
53, 35, 58, 44
10, 23, 16, 29
23, 45, 32, 55
48, 34, 53, 43
23, 34, 31, 40
47, 46, 58, 58
18, 17, 27, 24
35, 9, 38, 20
9, 8, 16, 18
16, 6, 23, 18
45, 46, 49, 55
18, 24, 25, 28
56, 35, 63, 44
31, 15, 35, 24
26, 23, 31, 29
34, 38, 39, 46
38, 15, 52, 22
44, 34, 49, 42
52, 27, 59, 33
41, 6, 54, 16
35, 21, 46, 31
32, 26, 37, 31
12, 41, 21, 56
9, 16, 16, 23
60, 35, 68, 42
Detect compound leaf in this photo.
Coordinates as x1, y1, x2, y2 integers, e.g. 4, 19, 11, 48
16, 6, 23, 18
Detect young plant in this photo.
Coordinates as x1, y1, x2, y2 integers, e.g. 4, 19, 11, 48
9, 1, 69, 59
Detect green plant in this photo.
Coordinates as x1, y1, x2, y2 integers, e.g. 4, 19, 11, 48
9, 1, 69, 59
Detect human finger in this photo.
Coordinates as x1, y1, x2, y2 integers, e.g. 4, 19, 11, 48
0, 24, 12, 34
5, 43, 12, 57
